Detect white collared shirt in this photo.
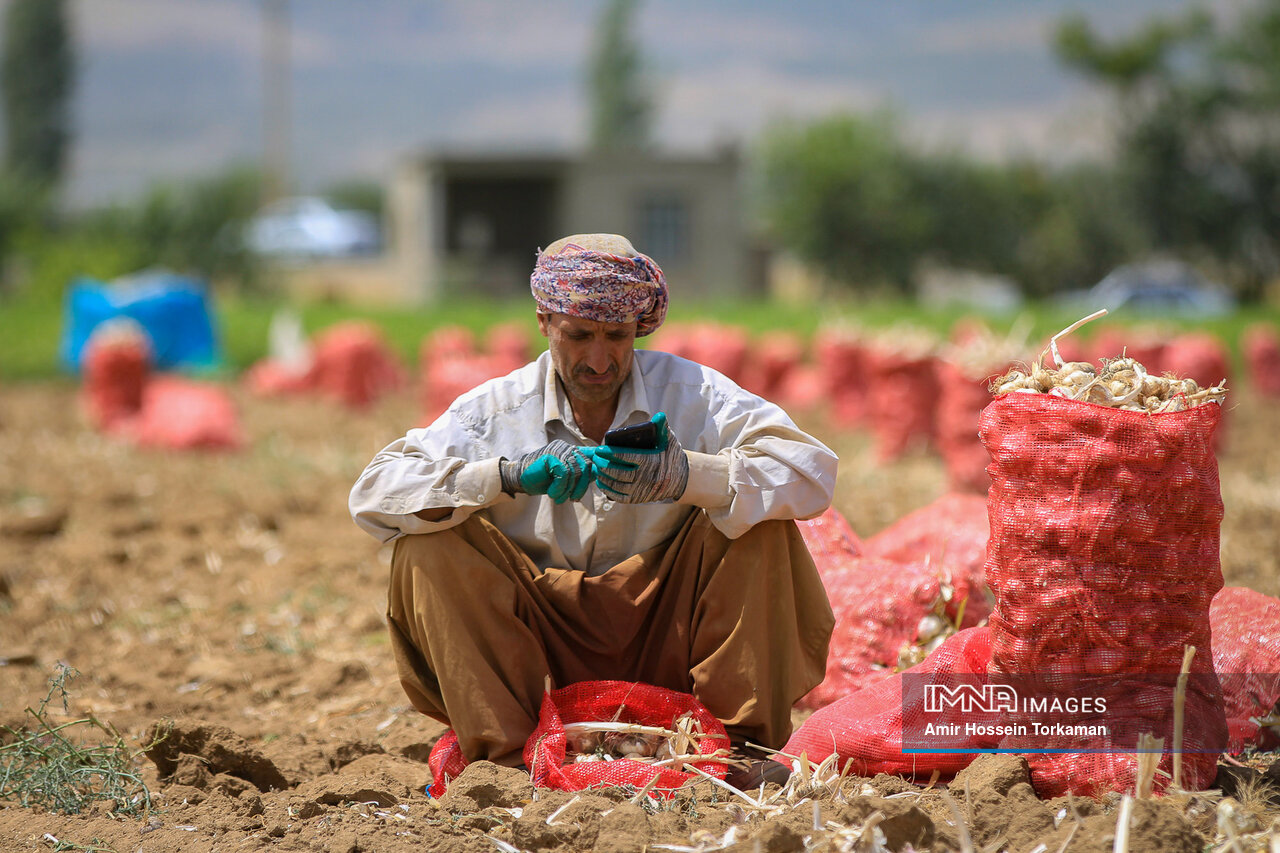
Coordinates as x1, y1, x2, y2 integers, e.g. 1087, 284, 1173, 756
348, 349, 837, 576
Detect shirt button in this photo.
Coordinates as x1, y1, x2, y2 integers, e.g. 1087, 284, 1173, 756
477, 494, 486, 502
602, 500, 614, 510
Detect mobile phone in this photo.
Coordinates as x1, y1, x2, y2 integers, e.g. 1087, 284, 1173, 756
603, 420, 659, 449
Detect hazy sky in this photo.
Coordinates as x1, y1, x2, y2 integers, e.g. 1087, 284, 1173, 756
56, 0, 1241, 208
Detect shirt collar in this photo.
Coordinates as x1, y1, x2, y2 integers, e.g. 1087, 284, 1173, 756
541, 349, 653, 440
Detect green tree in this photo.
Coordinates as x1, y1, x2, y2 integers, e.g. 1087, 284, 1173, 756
1054, 2, 1280, 301
757, 113, 930, 295
587, 0, 652, 151
324, 178, 385, 219
73, 166, 265, 293
1, 0, 74, 188
913, 155, 1145, 297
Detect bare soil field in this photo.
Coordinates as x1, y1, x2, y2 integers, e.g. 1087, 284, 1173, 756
1, 381, 1279, 852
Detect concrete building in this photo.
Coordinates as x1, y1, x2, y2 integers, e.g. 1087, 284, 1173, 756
377, 145, 757, 305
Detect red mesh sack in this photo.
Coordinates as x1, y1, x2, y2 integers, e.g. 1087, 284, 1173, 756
796, 500, 990, 710
866, 351, 938, 462
427, 731, 469, 798
484, 322, 532, 376
130, 377, 244, 451
786, 627, 994, 780
863, 493, 991, 627
81, 323, 152, 432
1243, 324, 1280, 398
681, 323, 750, 386
526, 681, 730, 795
796, 505, 865, 566
934, 361, 999, 493
649, 322, 697, 362
798, 555, 950, 709
310, 321, 404, 409
741, 331, 803, 404
979, 393, 1226, 796
813, 331, 870, 428
420, 352, 507, 423
934, 361, 994, 494
775, 363, 826, 414
243, 358, 314, 397
1162, 332, 1231, 389
420, 325, 477, 372
1210, 586, 1280, 752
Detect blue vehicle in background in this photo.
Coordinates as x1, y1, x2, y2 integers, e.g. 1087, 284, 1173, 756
1057, 260, 1237, 317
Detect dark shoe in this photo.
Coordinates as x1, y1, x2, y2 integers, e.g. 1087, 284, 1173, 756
724, 758, 792, 790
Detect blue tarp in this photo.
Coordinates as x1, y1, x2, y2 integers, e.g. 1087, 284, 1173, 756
60, 270, 223, 373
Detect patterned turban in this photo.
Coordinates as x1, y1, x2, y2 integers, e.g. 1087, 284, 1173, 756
530, 234, 668, 337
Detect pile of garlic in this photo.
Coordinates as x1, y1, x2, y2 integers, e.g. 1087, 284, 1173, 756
991, 355, 1226, 413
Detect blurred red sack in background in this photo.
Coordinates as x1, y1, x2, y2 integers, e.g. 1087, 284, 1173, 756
1243, 324, 1280, 398
866, 350, 938, 462
813, 330, 870, 428
484, 322, 533, 376
309, 321, 405, 410
739, 331, 803, 401
81, 322, 152, 433
1162, 331, 1231, 389
680, 323, 751, 386
244, 359, 313, 397
933, 361, 997, 494
130, 376, 244, 451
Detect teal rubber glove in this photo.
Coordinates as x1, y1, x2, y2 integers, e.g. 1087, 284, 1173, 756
594, 412, 690, 503
499, 440, 594, 504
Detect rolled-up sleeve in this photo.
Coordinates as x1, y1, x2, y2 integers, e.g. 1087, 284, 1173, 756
713, 427, 837, 537
348, 415, 509, 544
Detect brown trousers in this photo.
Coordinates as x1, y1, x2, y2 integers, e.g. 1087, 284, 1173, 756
386, 510, 834, 766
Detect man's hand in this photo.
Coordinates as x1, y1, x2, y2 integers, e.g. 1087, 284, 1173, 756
594, 412, 690, 503
500, 440, 595, 504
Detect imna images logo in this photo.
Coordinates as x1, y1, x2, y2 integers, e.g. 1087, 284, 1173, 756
923, 683, 1018, 714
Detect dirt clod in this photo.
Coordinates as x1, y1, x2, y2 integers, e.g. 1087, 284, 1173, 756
145, 718, 290, 791
951, 753, 1032, 797
437, 761, 534, 813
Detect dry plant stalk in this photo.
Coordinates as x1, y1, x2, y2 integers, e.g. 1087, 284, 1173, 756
1134, 733, 1164, 799
1172, 645, 1196, 791
990, 310, 1227, 412
1114, 794, 1135, 853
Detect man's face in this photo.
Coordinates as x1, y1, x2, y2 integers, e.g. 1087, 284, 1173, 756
538, 313, 637, 406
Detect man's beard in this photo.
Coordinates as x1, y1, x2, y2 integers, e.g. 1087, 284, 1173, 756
562, 368, 625, 403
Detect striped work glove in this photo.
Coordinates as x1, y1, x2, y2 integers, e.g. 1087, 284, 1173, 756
500, 440, 595, 504
594, 413, 690, 503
